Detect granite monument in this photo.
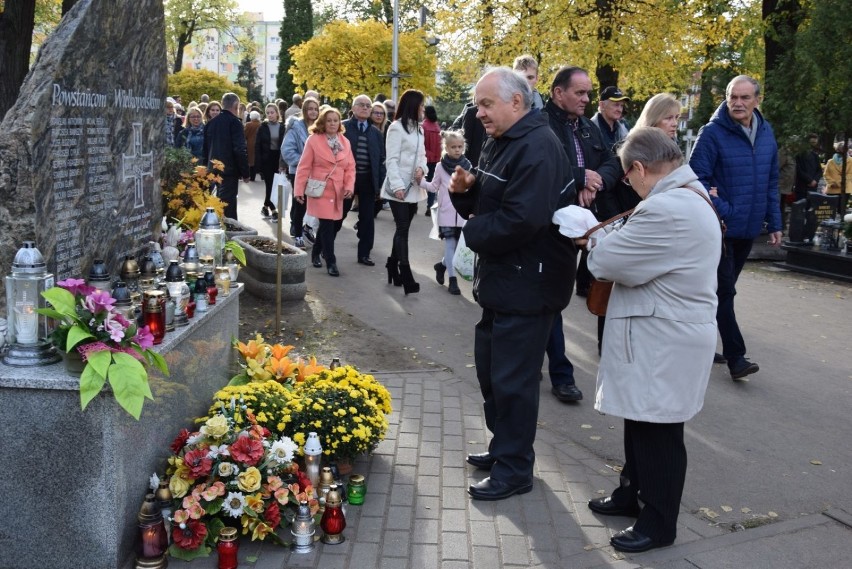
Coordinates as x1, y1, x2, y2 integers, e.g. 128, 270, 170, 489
0, 0, 167, 313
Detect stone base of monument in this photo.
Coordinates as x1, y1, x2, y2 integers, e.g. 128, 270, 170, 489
0, 285, 243, 569
234, 236, 307, 300
775, 244, 852, 283
224, 217, 258, 240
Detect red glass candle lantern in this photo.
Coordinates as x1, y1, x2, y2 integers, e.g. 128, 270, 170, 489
136, 493, 168, 568
142, 291, 166, 345
217, 527, 239, 569
320, 485, 346, 544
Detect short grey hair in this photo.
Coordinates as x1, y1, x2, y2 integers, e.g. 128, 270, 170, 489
249, 110, 261, 121
617, 127, 683, 173
222, 92, 240, 112
726, 75, 761, 98
478, 66, 532, 110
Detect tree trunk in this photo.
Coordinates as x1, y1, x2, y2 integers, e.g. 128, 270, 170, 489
595, 0, 618, 95
763, 0, 803, 73
173, 22, 195, 74
0, 0, 37, 121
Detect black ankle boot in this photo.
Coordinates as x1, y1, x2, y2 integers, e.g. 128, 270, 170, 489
399, 263, 420, 295
433, 261, 446, 285
447, 277, 461, 295
385, 257, 401, 286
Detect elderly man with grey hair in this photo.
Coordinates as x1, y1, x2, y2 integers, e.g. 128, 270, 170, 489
449, 67, 578, 501
689, 74, 781, 382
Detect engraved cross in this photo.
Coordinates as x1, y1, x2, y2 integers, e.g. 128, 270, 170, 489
122, 122, 153, 209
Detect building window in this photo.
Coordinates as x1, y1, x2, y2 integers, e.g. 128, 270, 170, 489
271, 36, 279, 42
270, 55, 278, 61
270, 73, 276, 79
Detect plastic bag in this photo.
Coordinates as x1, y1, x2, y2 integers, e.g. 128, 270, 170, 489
272, 172, 292, 212
428, 204, 440, 240
452, 231, 475, 281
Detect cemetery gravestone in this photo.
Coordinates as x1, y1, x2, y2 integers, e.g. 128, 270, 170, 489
808, 191, 839, 225
0, 0, 166, 313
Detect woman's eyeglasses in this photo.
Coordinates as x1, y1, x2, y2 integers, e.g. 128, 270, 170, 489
372, 111, 385, 116
621, 165, 633, 186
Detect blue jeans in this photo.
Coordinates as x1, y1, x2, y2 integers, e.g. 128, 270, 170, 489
717, 238, 752, 368
546, 313, 575, 386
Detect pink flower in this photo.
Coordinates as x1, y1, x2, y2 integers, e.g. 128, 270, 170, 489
83, 290, 115, 314
172, 509, 189, 524
265, 476, 283, 493
182, 495, 201, 510
134, 325, 154, 349
186, 503, 205, 520
201, 481, 226, 501
103, 312, 127, 342
274, 487, 290, 505
58, 278, 95, 297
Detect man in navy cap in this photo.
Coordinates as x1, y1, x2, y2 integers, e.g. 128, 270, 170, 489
592, 86, 630, 151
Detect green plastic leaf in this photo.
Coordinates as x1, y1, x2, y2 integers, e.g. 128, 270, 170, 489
86, 350, 112, 379
225, 241, 246, 265
227, 374, 250, 387
168, 543, 211, 561
79, 363, 107, 410
148, 350, 170, 376
41, 287, 76, 315
205, 518, 225, 543
66, 325, 95, 351
246, 555, 259, 562
108, 353, 150, 419
204, 497, 223, 515
36, 307, 66, 321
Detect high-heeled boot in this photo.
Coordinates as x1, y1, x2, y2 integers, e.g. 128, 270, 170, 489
385, 256, 402, 286
399, 263, 420, 295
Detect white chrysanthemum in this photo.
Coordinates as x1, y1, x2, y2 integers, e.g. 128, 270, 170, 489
222, 492, 246, 518
268, 437, 298, 464
149, 473, 160, 491
186, 433, 203, 446
207, 444, 230, 459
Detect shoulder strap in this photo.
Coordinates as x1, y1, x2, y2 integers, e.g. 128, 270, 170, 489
581, 208, 635, 240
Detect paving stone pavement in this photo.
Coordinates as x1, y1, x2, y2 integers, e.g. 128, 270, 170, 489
175, 369, 736, 569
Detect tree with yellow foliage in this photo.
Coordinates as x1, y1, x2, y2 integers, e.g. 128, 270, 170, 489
289, 20, 437, 102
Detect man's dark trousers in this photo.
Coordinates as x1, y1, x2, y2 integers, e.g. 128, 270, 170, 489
717, 237, 753, 369
475, 308, 553, 486
354, 172, 376, 259
220, 176, 239, 220
546, 313, 575, 385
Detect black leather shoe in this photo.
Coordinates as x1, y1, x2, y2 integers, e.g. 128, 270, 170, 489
713, 352, 727, 364
312, 255, 322, 268
552, 384, 583, 402
466, 452, 495, 470
588, 496, 641, 517
327, 264, 339, 277
730, 359, 759, 381
610, 526, 673, 553
357, 257, 375, 266
468, 477, 533, 501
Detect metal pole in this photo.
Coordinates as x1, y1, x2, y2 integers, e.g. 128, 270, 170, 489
275, 178, 283, 329
392, 0, 399, 102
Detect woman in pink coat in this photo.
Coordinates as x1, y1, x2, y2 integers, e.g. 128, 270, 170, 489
294, 106, 356, 276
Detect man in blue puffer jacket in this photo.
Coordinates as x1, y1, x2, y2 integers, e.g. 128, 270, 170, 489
689, 75, 782, 381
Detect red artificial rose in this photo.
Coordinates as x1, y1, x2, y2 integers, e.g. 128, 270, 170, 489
183, 448, 213, 478
263, 501, 281, 529
172, 519, 208, 550
229, 435, 264, 466
296, 469, 311, 491
170, 429, 191, 454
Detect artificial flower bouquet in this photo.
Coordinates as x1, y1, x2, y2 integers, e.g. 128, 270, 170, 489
165, 400, 318, 561
229, 334, 326, 386
38, 278, 169, 419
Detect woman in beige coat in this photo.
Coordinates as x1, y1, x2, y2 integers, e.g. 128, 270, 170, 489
583, 128, 722, 553
381, 89, 428, 294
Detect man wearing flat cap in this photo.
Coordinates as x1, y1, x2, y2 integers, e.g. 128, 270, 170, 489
592, 86, 630, 151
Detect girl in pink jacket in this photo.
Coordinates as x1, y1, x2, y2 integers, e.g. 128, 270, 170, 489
419, 130, 471, 294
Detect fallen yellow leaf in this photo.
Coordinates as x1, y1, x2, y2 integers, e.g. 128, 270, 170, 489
741, 507, 751, 513
721, 505, 732, 512
810, 459, 822, 465
768, 511, 778, 518
590, 436, 601, 441
581, 424, 592, 429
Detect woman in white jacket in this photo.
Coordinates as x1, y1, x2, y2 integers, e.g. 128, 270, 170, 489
381, 89, 428, 294
583, 128, 722, 554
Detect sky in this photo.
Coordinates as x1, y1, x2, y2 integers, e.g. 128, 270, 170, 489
238, 0, 284, 22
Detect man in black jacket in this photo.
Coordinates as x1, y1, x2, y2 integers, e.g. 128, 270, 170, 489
202, 92, 250, 219
543, 67, 621, 295
342, 95, 386, 265
449, 67, 577, 501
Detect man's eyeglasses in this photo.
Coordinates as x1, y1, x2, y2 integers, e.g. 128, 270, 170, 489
354, 102, 371, 108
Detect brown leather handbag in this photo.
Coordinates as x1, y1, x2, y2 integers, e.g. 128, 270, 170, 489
581, 208, 634, 316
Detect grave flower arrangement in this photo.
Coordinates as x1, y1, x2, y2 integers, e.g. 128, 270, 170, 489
161, 148, 227, 229
282, 365, 392, 462
228, 334, 326, 386
166, 400, 318, 561
38, 278, 169, 419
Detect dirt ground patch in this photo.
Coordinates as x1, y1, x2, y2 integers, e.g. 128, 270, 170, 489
237, 287, 439, 373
